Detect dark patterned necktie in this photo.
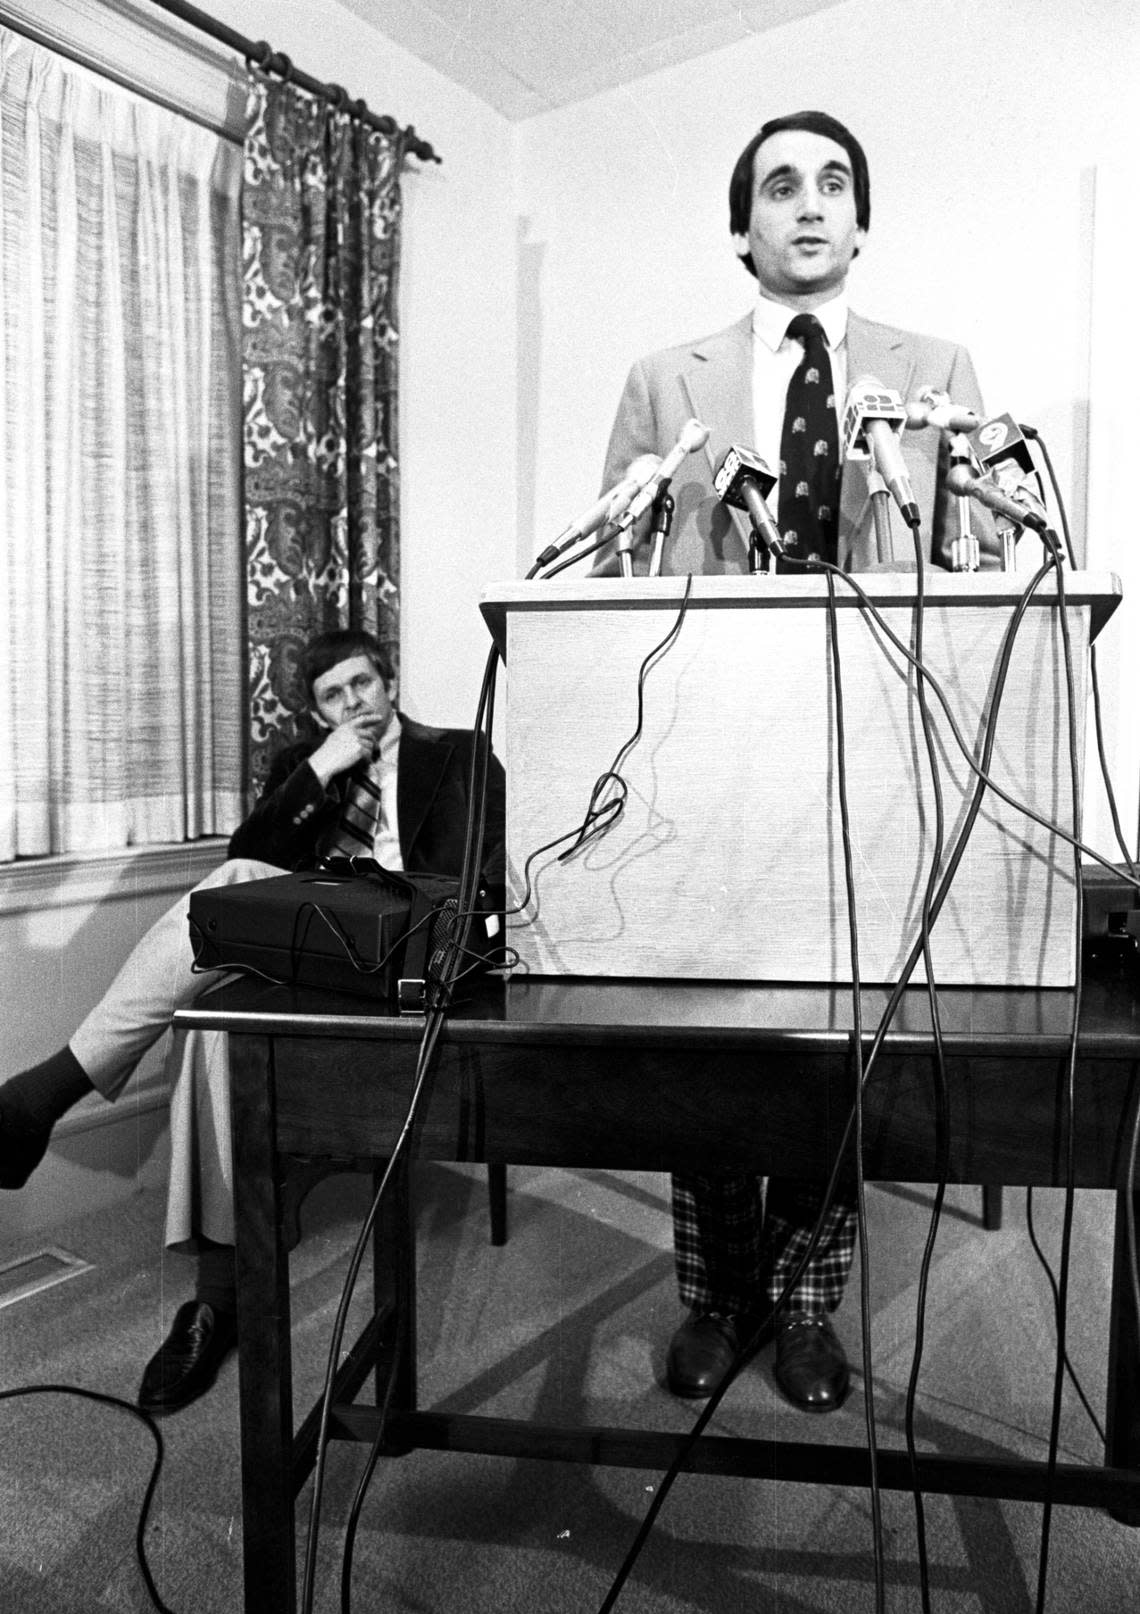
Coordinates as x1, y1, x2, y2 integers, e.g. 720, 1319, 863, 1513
322, 761, 386, 858
777, 312, 839, 565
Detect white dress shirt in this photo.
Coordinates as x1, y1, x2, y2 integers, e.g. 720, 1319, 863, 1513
372, 712, 403, 870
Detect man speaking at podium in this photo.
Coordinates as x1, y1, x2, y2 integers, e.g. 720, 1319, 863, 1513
599, 110, 990, 1410
600, 109, 990, 578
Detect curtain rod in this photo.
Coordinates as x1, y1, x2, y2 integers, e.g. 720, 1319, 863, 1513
147, 0, 441, 164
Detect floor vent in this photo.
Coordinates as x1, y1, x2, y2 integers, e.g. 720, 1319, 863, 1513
0, 1247, 93, 1311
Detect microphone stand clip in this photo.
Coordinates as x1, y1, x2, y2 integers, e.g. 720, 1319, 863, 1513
948, 432, 981, 572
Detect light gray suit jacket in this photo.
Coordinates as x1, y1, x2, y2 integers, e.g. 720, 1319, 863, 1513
598, 311, 992, 574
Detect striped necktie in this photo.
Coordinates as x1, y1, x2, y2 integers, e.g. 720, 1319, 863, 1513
777, 312, 839, 566
324, 762, 386, 858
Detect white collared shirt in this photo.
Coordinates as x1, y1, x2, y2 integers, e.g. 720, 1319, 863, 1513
750, 291, 849, 515
372, 712, 403, 870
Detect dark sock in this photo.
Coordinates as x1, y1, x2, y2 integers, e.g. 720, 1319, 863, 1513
194, 1240, 237, 1316
0, 1047, 94, 1188
0, 1046, 93, 1132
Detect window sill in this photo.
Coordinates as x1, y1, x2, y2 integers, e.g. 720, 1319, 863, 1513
0, 840, 229, 916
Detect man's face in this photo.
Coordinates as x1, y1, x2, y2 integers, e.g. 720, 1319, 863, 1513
733, 128, 865, 307
310, 654, 396, 733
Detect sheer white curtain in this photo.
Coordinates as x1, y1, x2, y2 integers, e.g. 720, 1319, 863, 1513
0, 28, 244, 861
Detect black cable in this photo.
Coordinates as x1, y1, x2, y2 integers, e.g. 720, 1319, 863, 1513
1029, 424, 1136, 875
1125, 1070, 1140, 1344
559, 576, 693, 862
579, 503, 1108, 1612
1034, 545, 1085, 1614
823, 566, 885, 1614
298, 1011, 449, 1614
529, 523, 624, 580
819, 537, 1090, 1614
0, 1384, 176, 1614
1023, 426, 1077, 570
330, 654, 506, 1614
299, 648, 503, 1614
1024, 1187, 1107, 1447
816, 567, 1140, 892
592, 564, 879, 1609
812, 542, 1078, 1614
1088, 648, 1139, 876
896, 518, 954, 1614
339, 1201, 411, 1613
506, 581, 693, 919
598, 546, 1056, 1613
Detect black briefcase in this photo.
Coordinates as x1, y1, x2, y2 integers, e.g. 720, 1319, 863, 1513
189, 863, 488, 1010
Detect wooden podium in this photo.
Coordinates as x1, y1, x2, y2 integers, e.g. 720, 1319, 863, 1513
481, 572, 1121, 988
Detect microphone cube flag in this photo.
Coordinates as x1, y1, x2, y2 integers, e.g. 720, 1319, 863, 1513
713, 446, 747, 501
972, 413, 1035, 477
713, 444, 776, 506
841, 385, 906, 460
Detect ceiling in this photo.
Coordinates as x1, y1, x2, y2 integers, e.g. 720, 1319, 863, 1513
338, 0, 844, 121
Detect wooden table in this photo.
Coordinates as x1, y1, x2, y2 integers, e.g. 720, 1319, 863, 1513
175, 969, 1140, 1612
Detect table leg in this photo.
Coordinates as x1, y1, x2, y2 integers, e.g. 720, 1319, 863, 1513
1107, 1185, 1140, 1524
230, 1031, 298, 1612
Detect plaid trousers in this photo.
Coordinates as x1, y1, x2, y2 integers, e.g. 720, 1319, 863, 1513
672, 1171, 857, 1319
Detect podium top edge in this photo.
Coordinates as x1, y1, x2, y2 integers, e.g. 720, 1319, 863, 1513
480, 571, 1123, 653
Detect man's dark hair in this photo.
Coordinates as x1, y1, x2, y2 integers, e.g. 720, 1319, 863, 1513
300, 628, 395, 702
728, 110, 871, 279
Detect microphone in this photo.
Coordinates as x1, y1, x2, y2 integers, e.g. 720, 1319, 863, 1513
713, 445, 785, 558
647, 482, 675, 577
905, 387, 981, 435
945, 464, 1048, 533
972, 412, 1036, 479
610, 418, 711, 536
971, 411, 1047, 532
534, 462, 660, 568
842, 377, 920, 528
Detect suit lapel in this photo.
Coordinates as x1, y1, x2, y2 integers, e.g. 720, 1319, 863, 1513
846, 313, 918, 397
679, 315, 755, 561
395, 719, 452, 866
840, 313, 919, 561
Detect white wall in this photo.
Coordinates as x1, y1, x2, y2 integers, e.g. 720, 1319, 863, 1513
514, 0, 1140, 858
204, 0, 519, 732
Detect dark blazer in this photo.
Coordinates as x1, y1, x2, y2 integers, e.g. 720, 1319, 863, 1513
227, 714, 505, 890
599, 310, 995, 574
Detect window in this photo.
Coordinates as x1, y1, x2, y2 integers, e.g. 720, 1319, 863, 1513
0, 27, 244, 861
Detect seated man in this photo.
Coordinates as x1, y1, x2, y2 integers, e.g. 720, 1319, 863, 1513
0, 627, 504, 1411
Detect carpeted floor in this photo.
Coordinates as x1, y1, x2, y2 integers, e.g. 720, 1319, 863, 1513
0, 1164, 1137, 1612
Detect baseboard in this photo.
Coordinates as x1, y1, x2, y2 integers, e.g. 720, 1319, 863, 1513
0, 1079, 171, 1247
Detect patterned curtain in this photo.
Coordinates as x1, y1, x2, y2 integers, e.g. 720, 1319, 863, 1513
241, 74, 402, 790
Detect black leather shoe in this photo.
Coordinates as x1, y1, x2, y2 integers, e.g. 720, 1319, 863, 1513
0, 1105, 52, 1191
665, 1310, 740, 1399
138, 1301, 237, 1414
774, 1315, 849, 1412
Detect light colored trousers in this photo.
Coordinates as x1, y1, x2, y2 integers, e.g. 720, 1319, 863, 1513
70, 857, 284, 1250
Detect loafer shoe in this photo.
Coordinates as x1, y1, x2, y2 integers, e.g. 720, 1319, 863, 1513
665, 1310, 740, 1399
0, 1105, 52, 1191
774, 1314, 849, 1413
138, 1301, 237, 1414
